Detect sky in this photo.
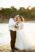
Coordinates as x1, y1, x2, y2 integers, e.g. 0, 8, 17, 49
0, 0, 35, 9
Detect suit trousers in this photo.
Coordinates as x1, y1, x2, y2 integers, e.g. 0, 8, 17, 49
10, 30, 16, 49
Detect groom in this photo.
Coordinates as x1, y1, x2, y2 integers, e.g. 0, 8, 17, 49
9, 17, 16, 52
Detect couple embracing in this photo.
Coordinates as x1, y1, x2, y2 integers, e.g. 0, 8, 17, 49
9, 15, 24, 52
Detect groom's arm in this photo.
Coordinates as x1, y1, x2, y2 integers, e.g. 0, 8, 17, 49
9, 18, 17, 31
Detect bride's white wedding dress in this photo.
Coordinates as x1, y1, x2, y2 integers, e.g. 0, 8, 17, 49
15, 22, 32, 50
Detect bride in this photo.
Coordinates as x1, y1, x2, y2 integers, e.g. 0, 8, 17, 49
15, 15, 32, 51
15, 15, 25, 51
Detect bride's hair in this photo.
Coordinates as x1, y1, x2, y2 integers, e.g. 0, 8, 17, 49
19, 16, 24, 21
15, 15, 24, 22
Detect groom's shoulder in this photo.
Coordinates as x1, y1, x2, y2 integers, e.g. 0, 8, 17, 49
9, 18, 13, 20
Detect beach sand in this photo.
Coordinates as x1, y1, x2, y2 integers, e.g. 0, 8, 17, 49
0, 44, 11, 52
0, 44, 35, 52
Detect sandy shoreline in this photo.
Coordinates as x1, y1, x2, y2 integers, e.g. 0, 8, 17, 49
0, 44, 35, 52
0, 44, 11, 52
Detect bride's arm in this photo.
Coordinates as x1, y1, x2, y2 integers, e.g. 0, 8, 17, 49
15, 22, 24, 30
15, 25, 19, 30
